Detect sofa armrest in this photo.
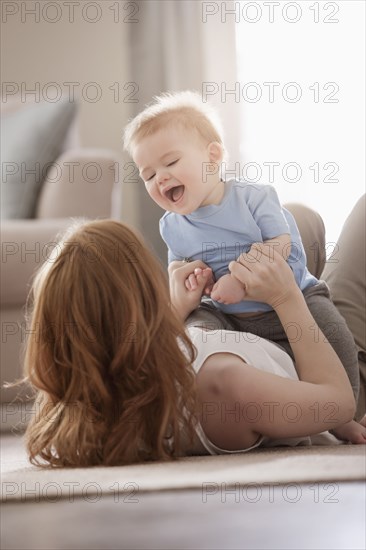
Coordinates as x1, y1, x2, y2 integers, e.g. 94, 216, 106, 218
36, 148, 121, 219
1, 219, 73, 307
284, 202, 326, 279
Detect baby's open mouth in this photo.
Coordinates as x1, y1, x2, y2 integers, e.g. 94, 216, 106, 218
165, 185, 184, 203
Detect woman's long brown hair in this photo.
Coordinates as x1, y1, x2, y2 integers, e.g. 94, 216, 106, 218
14, 219, 198, 467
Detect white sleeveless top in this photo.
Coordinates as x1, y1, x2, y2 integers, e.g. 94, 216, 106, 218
181, 327, 341, 455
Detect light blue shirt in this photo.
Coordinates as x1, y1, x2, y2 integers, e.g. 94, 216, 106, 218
160, 179, 318, 313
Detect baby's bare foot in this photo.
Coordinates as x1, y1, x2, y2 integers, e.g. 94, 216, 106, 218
210, 274, 246, 304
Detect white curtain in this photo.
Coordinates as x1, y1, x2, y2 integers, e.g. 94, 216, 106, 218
125, 0, 238, 264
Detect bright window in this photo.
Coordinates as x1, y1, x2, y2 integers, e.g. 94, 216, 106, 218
234, 0, 365, 247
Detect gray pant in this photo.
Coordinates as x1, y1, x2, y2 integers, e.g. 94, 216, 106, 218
186, 280, 360, 405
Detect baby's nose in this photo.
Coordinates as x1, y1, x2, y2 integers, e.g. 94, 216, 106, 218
157, 171, 170, 184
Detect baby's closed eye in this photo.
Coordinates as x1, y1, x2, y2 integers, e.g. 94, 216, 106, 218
145, 160, 179, 181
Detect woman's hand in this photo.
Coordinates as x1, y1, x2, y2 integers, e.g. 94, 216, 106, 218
229, 243, 299, 308
168, 261, 213, 322
330, 415, 366, 444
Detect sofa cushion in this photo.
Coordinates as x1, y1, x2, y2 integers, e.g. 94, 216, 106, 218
0, 219, 73, 307
0, 95, 80, 152
1, 98, 77, 219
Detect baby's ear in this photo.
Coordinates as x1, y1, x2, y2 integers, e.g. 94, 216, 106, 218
208, 141, 224, 163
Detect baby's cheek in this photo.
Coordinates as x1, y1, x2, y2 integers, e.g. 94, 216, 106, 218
148, 186, 163, 205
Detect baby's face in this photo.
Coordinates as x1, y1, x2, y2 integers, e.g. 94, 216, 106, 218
133, 126, 223, 214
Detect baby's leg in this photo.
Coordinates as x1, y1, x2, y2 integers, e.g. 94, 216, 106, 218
303, 281, 360, 407
210, 274, 246, 304
228, 311, 292, 355
185, 302, 236, 331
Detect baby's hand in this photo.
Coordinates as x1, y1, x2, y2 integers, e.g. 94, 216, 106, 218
210, 273, 247, 304
330, 415, 366, 444
185, 267, 215, 296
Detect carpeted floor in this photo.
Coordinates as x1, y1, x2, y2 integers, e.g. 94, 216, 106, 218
1, 434, 365, 503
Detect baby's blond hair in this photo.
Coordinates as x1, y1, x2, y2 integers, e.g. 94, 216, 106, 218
123, 90, 227, 162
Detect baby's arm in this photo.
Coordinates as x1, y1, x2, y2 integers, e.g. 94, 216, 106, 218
210, 233, 292, 305
263, 233, 291, 261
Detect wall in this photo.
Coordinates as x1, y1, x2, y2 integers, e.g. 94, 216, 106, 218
234, 0, 365, 246
1, 0, 138, 225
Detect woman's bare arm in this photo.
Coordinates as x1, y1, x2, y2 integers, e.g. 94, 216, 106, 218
195, 244, 356, 449
230, 244, 355, 402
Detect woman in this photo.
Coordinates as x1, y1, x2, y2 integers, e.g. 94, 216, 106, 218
9, 199, 366, 467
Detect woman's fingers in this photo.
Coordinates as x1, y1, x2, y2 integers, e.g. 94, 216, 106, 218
228, 261, 252, 292
228, 243, 298, 307
237, 243, 278, 268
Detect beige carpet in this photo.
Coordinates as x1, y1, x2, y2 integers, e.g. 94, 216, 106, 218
1, 434, 365, 502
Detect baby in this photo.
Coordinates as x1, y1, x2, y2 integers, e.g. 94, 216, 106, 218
123, 90, 361, 442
